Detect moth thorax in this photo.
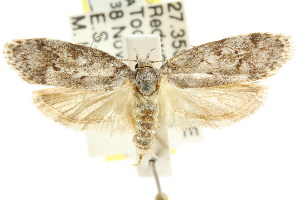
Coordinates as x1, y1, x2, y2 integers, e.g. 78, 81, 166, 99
135, 67, 158, 96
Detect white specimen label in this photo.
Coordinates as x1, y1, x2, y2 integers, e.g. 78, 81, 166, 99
70, 1, 189, 60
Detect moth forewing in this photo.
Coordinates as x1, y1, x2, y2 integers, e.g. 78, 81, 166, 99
162, 33, 292, 88
4, 38, 130, 90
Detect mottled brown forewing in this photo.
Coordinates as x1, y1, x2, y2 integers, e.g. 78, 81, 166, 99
162, 33, 292, 88
4, 38, 130, 90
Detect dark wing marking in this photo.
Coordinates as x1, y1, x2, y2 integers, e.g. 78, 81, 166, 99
162, 33, 292, 88
4, 38, 129, 90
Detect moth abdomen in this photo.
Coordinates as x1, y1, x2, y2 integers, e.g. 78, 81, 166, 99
133, 91, 159, 154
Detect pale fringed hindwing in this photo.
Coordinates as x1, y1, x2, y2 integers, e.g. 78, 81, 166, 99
32, 82, 136, 134
159, 77, 266, 130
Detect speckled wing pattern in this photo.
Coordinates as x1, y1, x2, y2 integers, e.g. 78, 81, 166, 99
160, 33, 292, 128
4, 38, 134, 133
4, 38, 129, 90
162, 33, 291, 88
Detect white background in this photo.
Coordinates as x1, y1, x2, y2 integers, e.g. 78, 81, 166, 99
0, 0, 300, 200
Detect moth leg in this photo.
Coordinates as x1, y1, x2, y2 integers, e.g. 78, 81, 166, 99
133, 154, 145, 166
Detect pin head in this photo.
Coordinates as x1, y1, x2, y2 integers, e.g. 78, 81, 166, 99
155, 192, 168, 200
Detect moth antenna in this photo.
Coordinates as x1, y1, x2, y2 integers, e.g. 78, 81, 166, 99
90, 33, 104, 48
88, 34, 105, 58
118, 58, 138, 62
150, 60, 167, 64
133, 48, 139, 60
146, 48, 156, 59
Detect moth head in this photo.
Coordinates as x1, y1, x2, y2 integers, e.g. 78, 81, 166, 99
134, 48, 155, 69
135, 59, 153, 69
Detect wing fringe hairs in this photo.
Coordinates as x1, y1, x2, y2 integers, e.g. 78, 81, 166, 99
159, 78, 266, 130
32, 84, 136, 134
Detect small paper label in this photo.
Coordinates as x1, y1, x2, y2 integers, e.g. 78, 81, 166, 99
85, 0, 149, 12
169, 127, 203, 148
70, 1, 189, 60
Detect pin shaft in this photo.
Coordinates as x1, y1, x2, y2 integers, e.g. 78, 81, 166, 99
149, 159, 162, 194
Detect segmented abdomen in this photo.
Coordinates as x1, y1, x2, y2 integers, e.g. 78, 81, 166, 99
133, 92, 159, 154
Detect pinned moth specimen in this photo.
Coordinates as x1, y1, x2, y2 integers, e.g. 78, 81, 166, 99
4, 33, 292, 164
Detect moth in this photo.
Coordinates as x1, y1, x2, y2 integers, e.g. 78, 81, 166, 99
4, 33, 292, 164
